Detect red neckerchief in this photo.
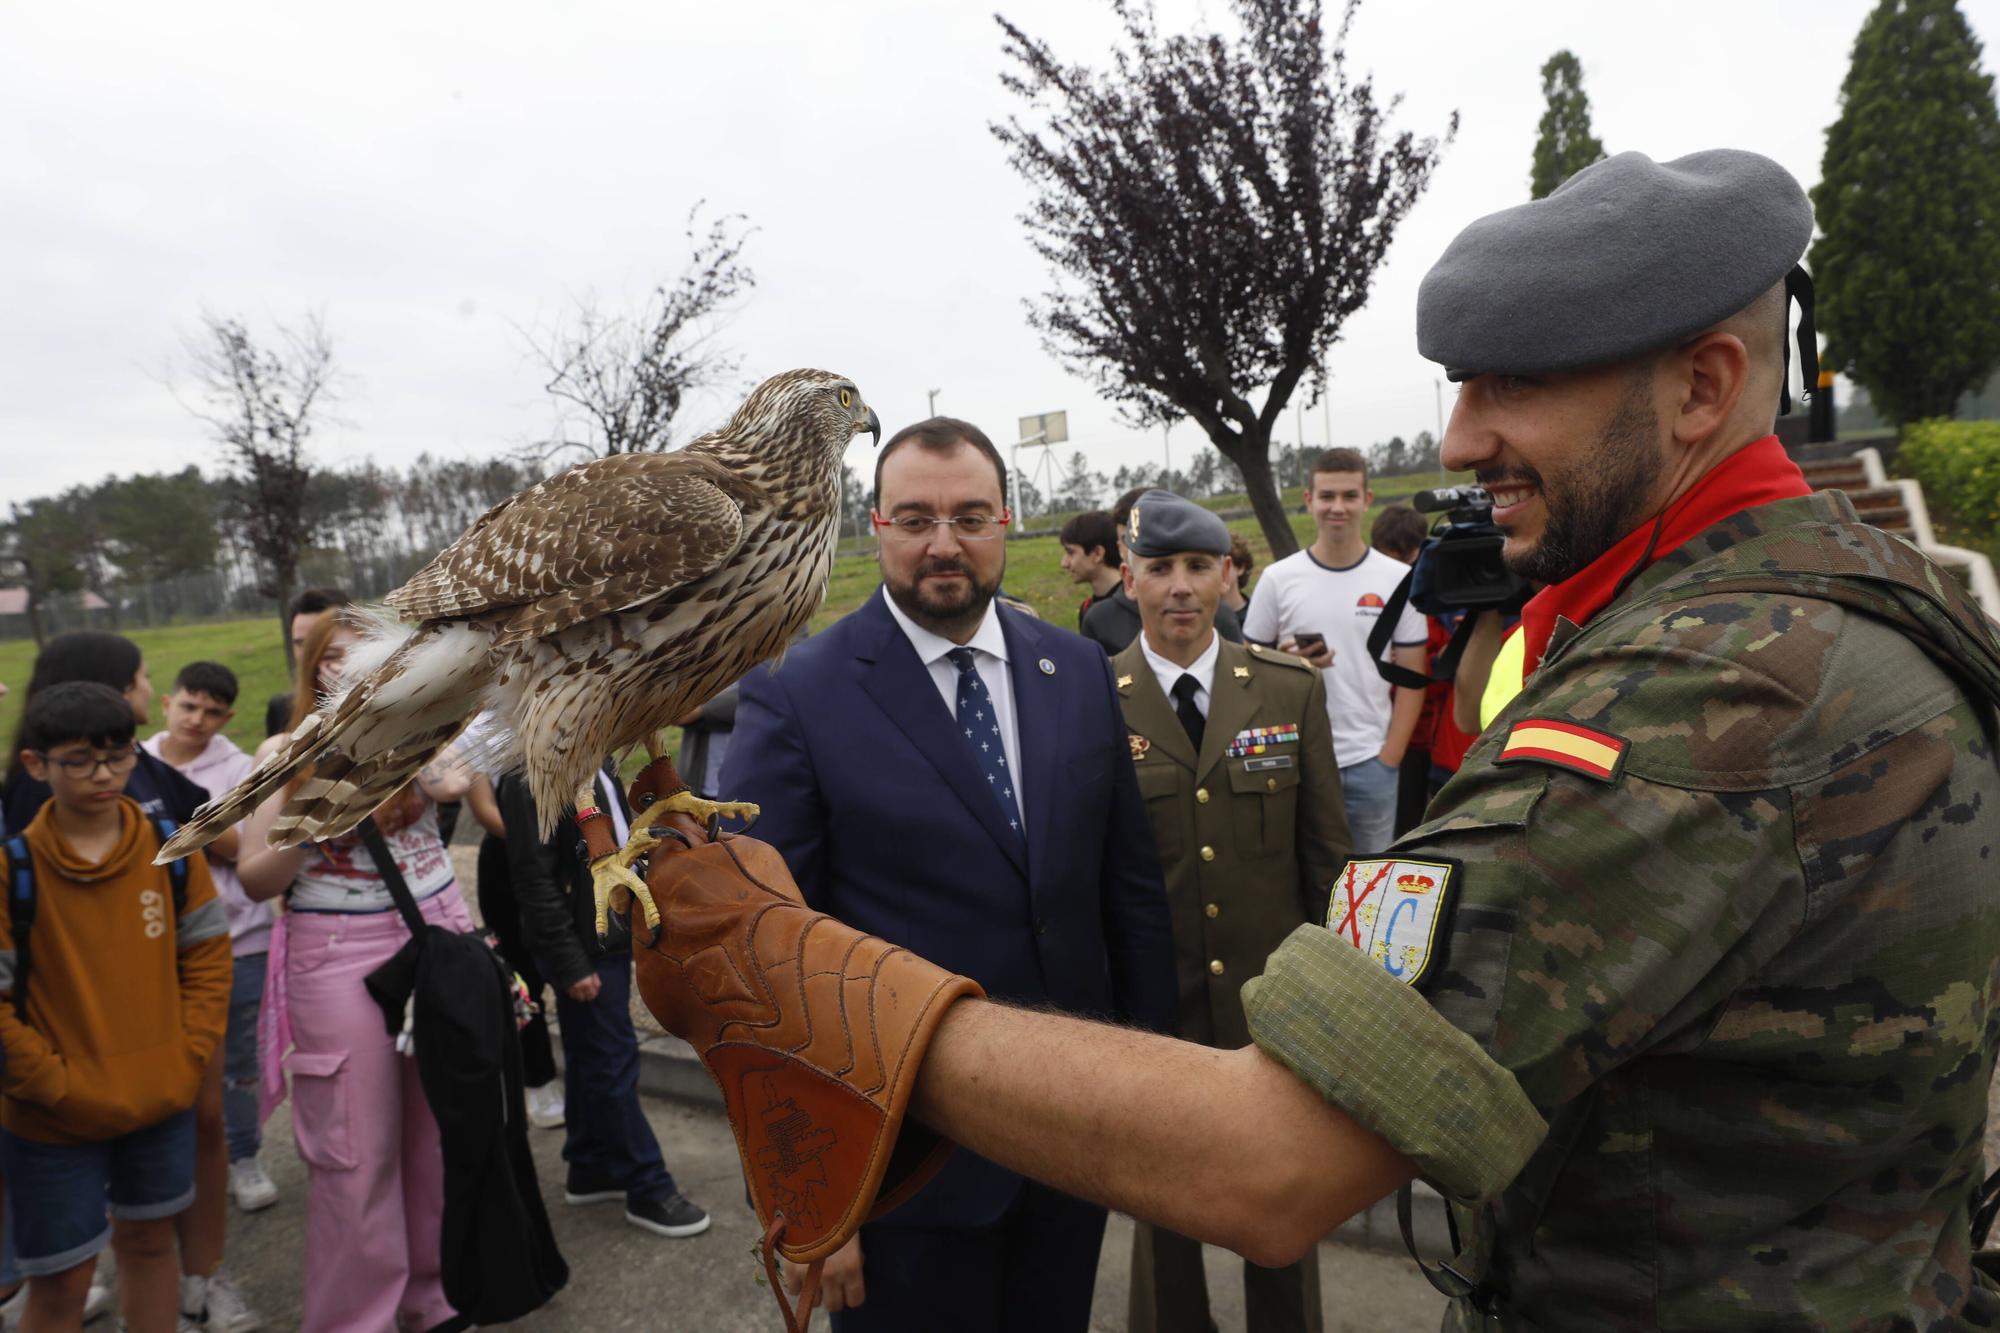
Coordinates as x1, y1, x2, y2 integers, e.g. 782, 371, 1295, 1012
1520, 434, 1810, 674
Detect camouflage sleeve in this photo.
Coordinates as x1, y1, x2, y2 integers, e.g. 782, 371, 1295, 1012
1243, 924, 1547, 1205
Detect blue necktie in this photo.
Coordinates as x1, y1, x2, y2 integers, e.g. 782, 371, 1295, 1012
947, 647, 1022, 841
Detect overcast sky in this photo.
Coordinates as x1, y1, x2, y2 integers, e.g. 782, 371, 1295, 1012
3, 0, 1993, 505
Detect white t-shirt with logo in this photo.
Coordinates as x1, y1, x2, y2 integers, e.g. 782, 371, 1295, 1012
1242, 547, 1427, 766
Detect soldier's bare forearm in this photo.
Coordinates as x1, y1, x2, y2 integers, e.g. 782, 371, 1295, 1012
909, 998, 1414, 1266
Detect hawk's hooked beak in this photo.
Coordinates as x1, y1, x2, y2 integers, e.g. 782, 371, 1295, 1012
861, 405, 883, 447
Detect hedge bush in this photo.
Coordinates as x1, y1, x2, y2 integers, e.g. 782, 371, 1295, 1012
1899, 419, 2000, 537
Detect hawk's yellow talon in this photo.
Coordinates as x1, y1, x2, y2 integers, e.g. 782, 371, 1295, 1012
588, 789, 759, 945
591, 827, 664, 943
650, 790, 760, 830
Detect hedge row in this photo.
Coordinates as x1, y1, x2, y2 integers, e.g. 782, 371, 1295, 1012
1899, 419, 2000, 537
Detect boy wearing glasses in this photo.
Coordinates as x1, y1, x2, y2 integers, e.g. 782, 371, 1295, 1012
0, 683, 232, 1333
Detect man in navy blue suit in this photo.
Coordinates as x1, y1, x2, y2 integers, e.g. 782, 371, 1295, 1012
724, 416, 1176, 1333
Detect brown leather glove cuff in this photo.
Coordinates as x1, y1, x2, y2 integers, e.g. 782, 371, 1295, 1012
634, 834, 983, 1263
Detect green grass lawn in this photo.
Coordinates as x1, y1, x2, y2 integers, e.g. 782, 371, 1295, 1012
0, 616, 296, 757
3, 473, 1461, 761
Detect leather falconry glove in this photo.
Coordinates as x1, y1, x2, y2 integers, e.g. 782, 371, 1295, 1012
632, 830, 983, 1333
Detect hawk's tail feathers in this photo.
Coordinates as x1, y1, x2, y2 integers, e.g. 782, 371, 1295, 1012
265, 720, 466, 847
154, 615, 494, 863
154, 714, 336, 862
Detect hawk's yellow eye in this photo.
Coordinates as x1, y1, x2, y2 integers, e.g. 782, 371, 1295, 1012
839, 388, 853, 408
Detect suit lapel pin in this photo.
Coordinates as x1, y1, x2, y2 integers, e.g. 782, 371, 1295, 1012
1232, 666, 1251, 678
1039, 658, 1056, 676
1129, 734, 1150, 760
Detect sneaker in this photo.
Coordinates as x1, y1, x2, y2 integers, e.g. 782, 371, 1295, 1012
624, 1192, 711, 1239
525, 1082, 564, 1129
1, 1283, 25, 1332
84, 1249, 116, 1324
181, 1271, 263, 1332
228, 1158, 279, 1213
563, 1164, 626, 1206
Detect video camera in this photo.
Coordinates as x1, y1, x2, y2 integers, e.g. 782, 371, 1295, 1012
1406, 485, 1532, 616
1365, 485, 1530, 689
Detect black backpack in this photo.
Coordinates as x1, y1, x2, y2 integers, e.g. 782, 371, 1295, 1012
4, 814, 191, 1018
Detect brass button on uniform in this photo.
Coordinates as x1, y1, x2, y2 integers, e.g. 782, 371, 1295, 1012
1196, 788, 1210, 804
1200, 845, 1216, 862
1209, 959, 1225, 975
1266, 777, 1278, 791
1204, 903, 1219, 919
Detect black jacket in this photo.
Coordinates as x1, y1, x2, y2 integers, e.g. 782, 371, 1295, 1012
498, 767, 631, 989
359, 825, 567, 1325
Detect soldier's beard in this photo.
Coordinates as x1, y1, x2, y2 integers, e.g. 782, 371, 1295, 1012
885, 555, 1004, 639
1498, 380, 1664, 587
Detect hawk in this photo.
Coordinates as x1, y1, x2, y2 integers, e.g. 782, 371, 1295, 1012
160, 368, 880, 934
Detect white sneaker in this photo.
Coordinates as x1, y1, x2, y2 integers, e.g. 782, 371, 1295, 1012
180, 1271, 263, 1333
84, 1248, 116, 1324
228, 1158, 279, 1213
0, 1283, 26, 1332
525, 1083, 565, 1129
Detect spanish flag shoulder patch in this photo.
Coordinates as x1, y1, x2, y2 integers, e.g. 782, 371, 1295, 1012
1496, 718, 1629, 783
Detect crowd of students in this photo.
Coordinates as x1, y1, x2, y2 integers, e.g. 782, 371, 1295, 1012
0, 591, 709, 1333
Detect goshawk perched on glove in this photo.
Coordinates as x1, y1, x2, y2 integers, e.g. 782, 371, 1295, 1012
160, 368, 880, 935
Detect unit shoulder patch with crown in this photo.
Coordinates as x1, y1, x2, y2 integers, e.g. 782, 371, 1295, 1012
1323, 856, 1460, 990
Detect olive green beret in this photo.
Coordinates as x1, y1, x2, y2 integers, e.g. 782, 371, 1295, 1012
1417, 148, 1813, 380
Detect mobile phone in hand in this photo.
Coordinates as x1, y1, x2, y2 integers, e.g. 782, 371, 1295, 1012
1293, 631, 1326, 654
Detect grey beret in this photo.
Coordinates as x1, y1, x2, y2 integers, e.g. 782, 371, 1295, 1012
1417, 148, 1813, 379
1126, 489, 1231, 558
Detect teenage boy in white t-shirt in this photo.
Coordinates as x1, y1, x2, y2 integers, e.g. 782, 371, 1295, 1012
1242, 449, 1428, 854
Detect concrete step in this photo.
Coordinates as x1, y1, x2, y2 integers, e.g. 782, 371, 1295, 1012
1802, 458, 1868, 490
627, 1029, 1455, 1256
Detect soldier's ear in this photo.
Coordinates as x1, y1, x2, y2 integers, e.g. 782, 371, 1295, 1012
1121, 562, 1136, 596
1669, 331, 1751, 448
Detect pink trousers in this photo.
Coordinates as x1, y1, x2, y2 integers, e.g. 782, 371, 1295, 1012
283, 888, 471, 1333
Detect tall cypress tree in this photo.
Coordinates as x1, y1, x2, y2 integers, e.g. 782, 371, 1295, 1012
1810, 0, 2000, 426
1529, 51, 1606, 200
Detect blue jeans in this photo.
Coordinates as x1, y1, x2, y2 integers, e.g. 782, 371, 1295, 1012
1339, 756, 1400, 856
224, 951, 267, 1162
552, 952, 676, 1203
0, 1109, 195, 1277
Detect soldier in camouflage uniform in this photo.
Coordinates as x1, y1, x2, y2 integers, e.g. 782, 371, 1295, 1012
681, 148, 2000, 1332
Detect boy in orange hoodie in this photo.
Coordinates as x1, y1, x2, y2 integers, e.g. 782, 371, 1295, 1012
0, 683, 230, 1333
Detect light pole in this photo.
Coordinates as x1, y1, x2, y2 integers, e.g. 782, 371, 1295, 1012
927, 388, 940, 416
1162, 422, 1172, 479
1434, 379, 1444, 443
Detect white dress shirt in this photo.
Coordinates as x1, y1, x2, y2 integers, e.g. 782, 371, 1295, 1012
1138, 627, 1220, 720
882, 591, 1027, 831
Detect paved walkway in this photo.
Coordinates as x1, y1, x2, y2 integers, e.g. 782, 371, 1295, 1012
220, 1093, 1447, 1330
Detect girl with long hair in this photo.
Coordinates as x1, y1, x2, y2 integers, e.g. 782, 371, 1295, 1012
236, 613, 472, 1333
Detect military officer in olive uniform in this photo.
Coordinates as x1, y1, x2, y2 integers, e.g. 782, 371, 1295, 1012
1110, 491, 1350, 1333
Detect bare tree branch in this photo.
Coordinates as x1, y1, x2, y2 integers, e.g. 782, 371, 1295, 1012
176, 309, 338, 668
526, 206, 757, 457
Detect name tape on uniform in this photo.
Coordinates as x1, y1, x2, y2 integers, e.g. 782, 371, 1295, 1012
1324, 857, 1460, 989
1495, 718, 1628, 783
